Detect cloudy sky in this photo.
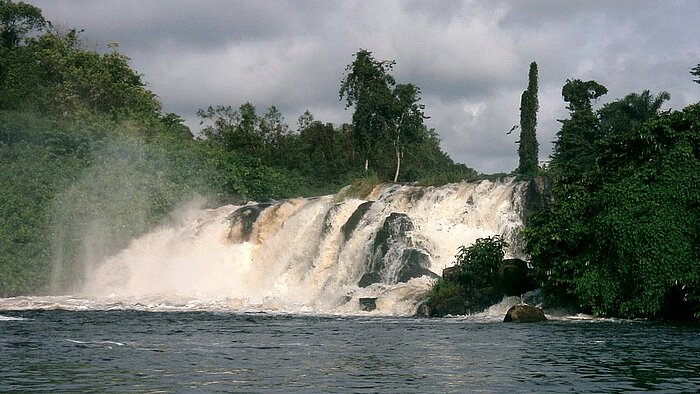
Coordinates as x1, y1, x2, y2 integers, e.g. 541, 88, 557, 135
27, 0, 700, 173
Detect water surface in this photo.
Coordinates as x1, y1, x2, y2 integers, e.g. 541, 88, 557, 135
2, 310, 698, 392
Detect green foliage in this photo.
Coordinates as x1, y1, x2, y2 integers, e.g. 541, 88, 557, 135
339, 49, 396, 173
340, 50, 438, 181
0, 0, 47, 48
598, 90, 670, 137
455, 235, 509, 289
424, 277, 463, 311
526, 99, 700, 319
335, 173, 381, 200
517, 61, 539, 176
549, 79, 608, 184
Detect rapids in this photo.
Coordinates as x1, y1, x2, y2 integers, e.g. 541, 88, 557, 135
73, 178, 526, 315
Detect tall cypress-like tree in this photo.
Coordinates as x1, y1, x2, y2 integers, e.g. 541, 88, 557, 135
517, 62, 539, 176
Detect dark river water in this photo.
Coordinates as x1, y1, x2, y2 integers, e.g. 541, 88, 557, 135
1, 310, 699, 393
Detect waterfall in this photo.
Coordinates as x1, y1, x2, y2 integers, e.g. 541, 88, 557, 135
81, 178, 527, 315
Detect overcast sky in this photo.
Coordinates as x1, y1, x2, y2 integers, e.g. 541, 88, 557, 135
26, 0, 700, 173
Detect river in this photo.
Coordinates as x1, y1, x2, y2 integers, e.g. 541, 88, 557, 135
1, 304, 699, 392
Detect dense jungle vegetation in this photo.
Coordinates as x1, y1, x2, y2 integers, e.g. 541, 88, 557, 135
1, 1, 698, 320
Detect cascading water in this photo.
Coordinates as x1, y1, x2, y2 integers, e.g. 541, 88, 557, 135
74, 178, 527, 315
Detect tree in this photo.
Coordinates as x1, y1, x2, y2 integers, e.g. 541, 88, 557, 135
691, 63, 700, 84
549, 79, 607, 184
516, 61, 539, 176
389, 83, 426, 181
455, 235, 509, 289
0, 0, 47, 48
339, 49, 427, 181
0, 28, 160, 118
198, 102, 263, 153
339, 49, 396, 173
598, 90, 670, 137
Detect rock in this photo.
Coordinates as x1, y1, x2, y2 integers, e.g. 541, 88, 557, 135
431, 295, 468, 316
358, 212, 436, 287
358, 272, 382, 288
340, 201, 373, 242
463, 286, 503, 315
396, 249, 439, 283
503, 304, 546, 323
359, 297, 377, 312
499, 258, 537, 296
523, 175, 553, 225
227, 203, 272, 242
414, 302, 431, 317
442, 265, 461, 282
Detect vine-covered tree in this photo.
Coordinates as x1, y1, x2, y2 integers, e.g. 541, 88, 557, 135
549, 79, 607, 184
525, 81, 699, 319
598, 90, 670, 137
516, 61, 539, 176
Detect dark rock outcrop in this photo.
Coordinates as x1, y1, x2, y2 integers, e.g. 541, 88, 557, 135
358, 212, 437, 287
503, 304, 546, 323
523, 175, 553, 225
442, 265, 461, 282
359, 297, 377, 312
358, 272, 382, 288
499, 258, 537, 296
429, 259, 538, 317
426, 286, 504, 317
397, 249, 439, 283
340, 201, 373, 242
227, 203, 273, 242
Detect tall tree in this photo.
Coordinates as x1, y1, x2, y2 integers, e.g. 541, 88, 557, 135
390, 83, 426, 182
516, 61, 539, 176
339, 49, 396, 172
691, 62, 700, 84
550, 79, 607, 184
339, 49, 427, 181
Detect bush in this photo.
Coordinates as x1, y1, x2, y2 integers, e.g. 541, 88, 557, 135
455, 235, 509, 289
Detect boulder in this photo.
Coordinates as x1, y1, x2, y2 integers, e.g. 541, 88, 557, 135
499, 258, 537, 296
396, 249, 439, 283
358, 212, 437, 287
358, 272, 382, 288
340, 201, 373, 242
430, 294, 468, 316
359, 297, 377, 312
503, 304, 546, 323
442, 265, 461, 282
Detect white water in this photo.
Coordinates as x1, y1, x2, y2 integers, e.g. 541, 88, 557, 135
5, 179, 529, 317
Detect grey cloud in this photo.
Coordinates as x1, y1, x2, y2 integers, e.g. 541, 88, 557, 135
25, 0, 700, 173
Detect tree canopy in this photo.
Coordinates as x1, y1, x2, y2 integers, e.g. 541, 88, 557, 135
525, 86, 699, 319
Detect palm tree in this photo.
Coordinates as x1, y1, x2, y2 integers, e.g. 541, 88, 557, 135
598, 90, 671, 136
